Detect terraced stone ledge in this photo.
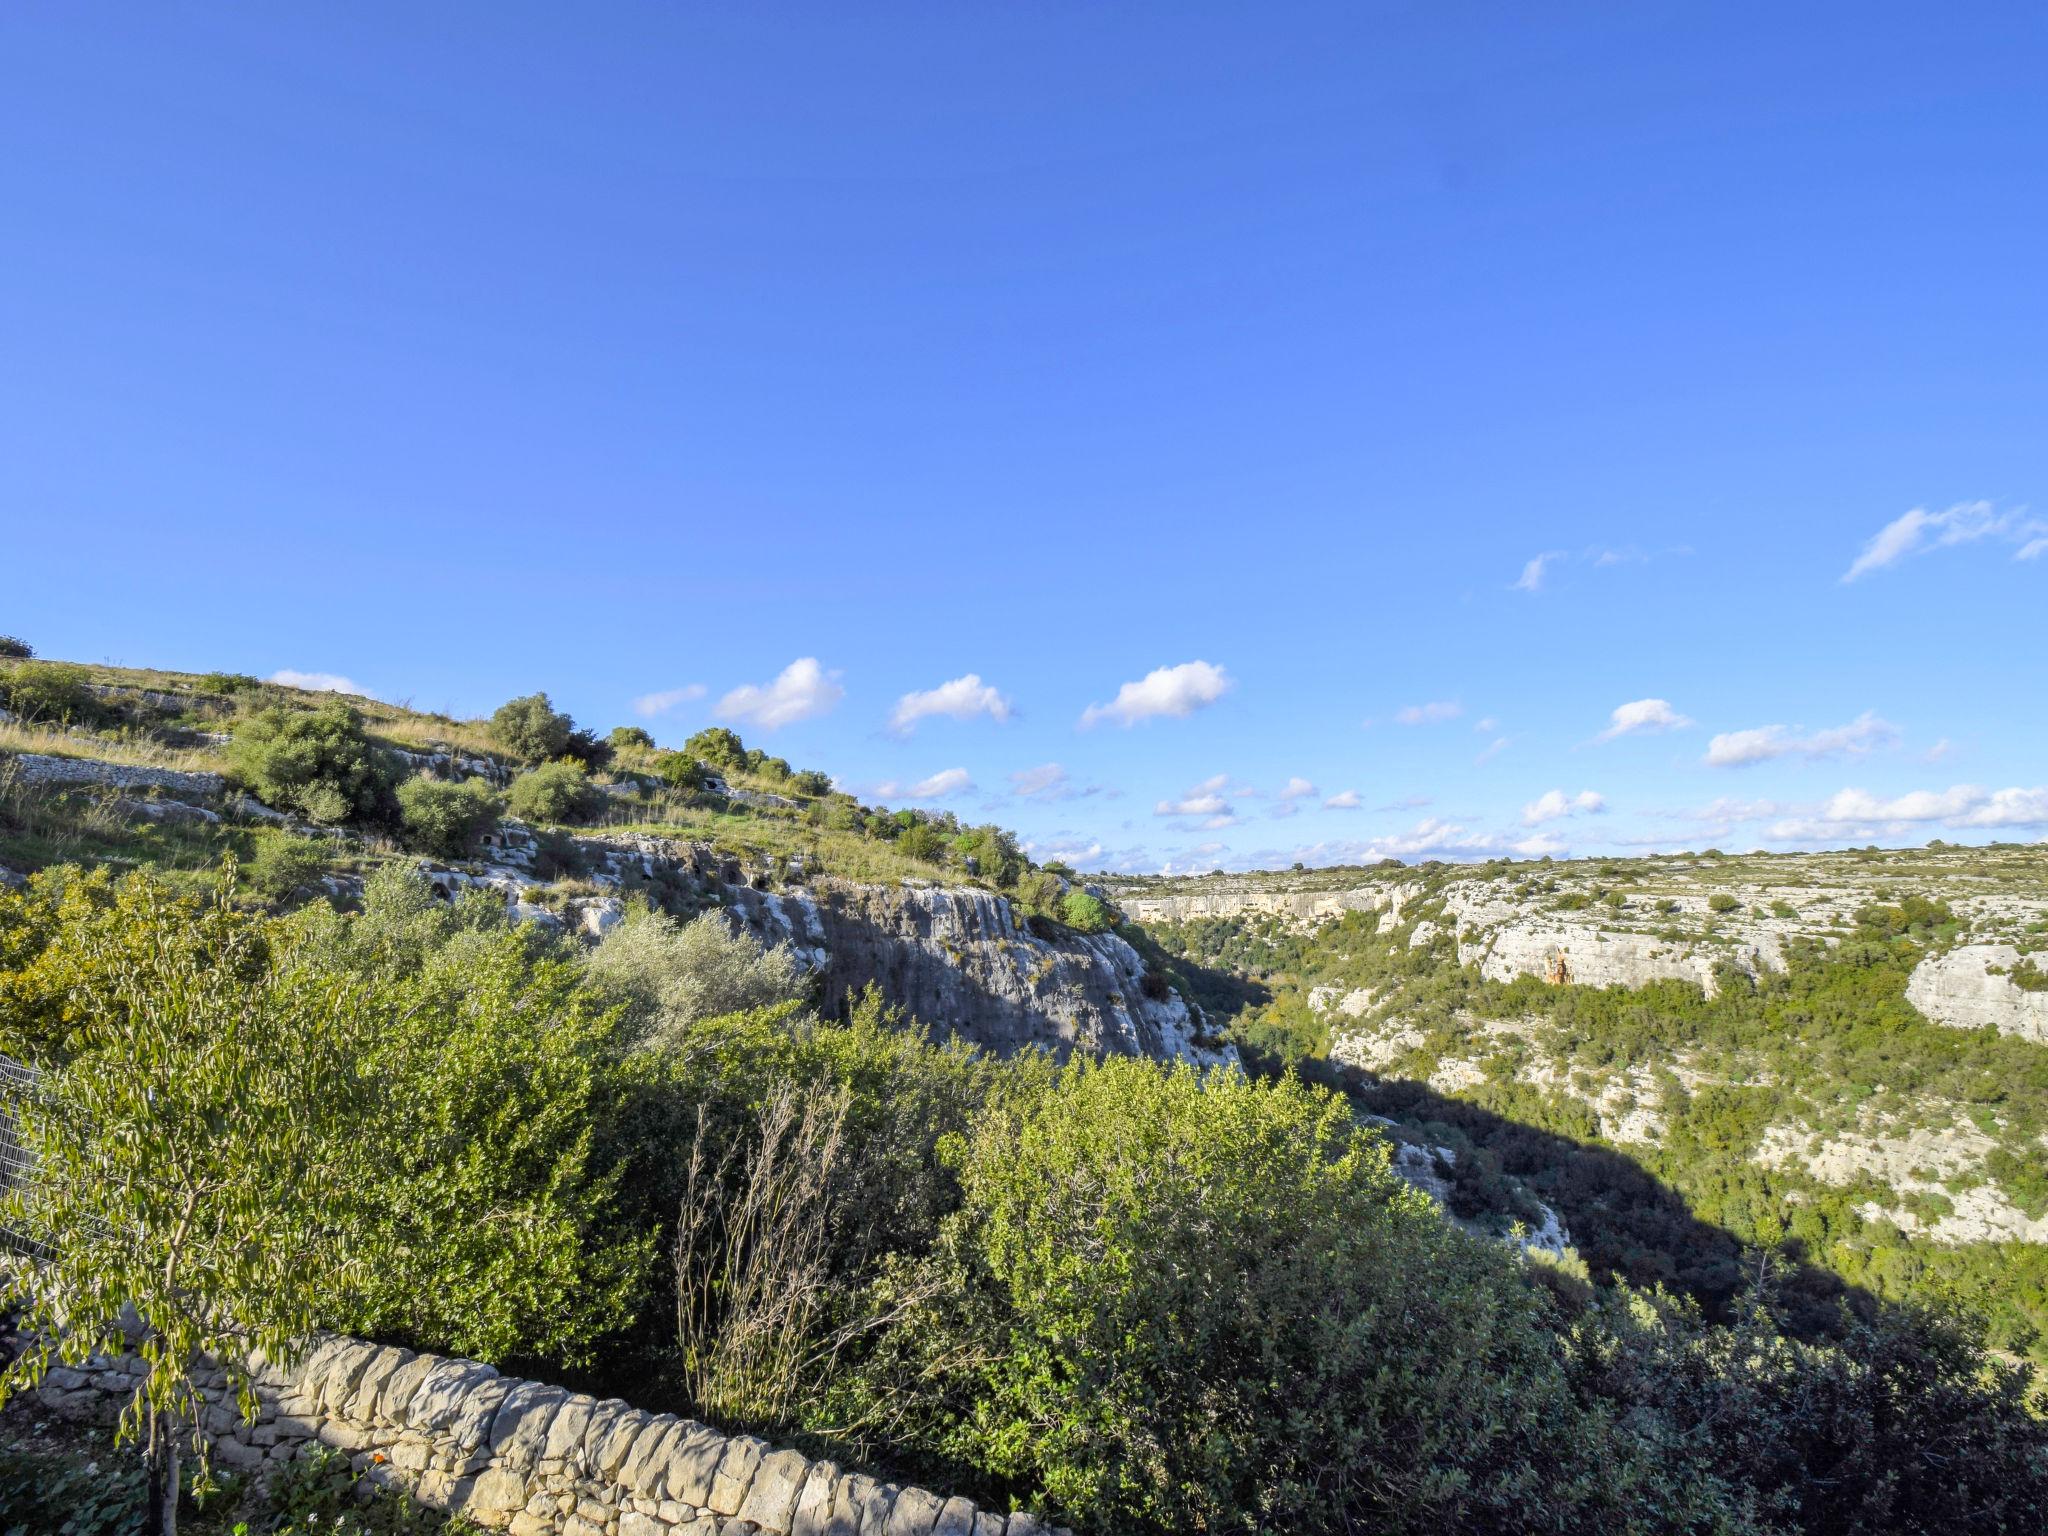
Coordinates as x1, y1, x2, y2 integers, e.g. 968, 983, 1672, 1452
22, 1332, 1064, 1536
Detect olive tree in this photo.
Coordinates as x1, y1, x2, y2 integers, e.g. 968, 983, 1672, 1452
0, 875, 371, 1535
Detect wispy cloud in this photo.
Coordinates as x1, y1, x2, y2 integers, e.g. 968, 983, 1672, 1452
1396, 700, 1463, 725
717, 658, 845, 731
1323, 789, 1362, 810
1522, 788, 1607, 825
1514, 552, 1565, 593
875, 767, 974, 801
888, 673, 1014, 735
1842, 500, 2046, 582
269, 669, 369, 697
1010, 762, 1070, 799
632, 684, 707, 718
1475, 736, 1509, 765
1703, 710, 1898, 768
1595, 697, 1693, 741
1080, 660, 1231, 728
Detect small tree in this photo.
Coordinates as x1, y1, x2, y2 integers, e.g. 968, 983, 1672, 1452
0, 875, 368, 1536
0, 660, 97, 725
683, 727, 746, 770
656, 751, 707, 792
396, 774, 502, 858
0, 635, 33, 660
608, 725, 655, 752
226, 702, 395, 825
507, 760, 596, 824
490, 692, 574, 761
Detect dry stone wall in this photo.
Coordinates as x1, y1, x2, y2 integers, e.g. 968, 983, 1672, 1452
24, 1331, 1063, 1536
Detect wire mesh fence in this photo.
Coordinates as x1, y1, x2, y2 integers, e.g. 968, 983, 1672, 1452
0, 1053, 48, 1258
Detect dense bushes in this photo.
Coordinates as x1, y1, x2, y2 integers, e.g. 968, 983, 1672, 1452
490, 691, 574, 761
4, 866, 2045, 1536
227, 702, 396, 824
396, 775, 501, 857
827, 1060, 1649, 1535
507, 760, 596, 824
0, 635, 33, 660
0, 660, 99, 725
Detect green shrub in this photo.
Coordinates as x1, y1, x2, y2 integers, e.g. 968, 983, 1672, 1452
0, 635, 33, 660
396, 775, 502, 858
198, 670, 260, 695
655, 751, 706, 791
608, 725, 655, 751
683, 727, 747, 769
226, 702, 396, 824
897, 823, 945, 863
829, 1061, 1634, 1535
507, 761, 597, 824
1060, 890, 1113, 932
1709, 892, 1740, 914
490, 692, 574, 761
583, 906, 807, 1049
245, 831, 330, 902
0, 660, 97, 724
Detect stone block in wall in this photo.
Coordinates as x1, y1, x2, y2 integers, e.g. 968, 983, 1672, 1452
595, 1408, 656, 1481
737, 1445, 811, 1531
788, 1457, 841, 1536
971, 1516, 1005, 1536
539, 1391, 598, 1466
449, 1375, 516, 1454
378, 1351, 443, 1424
884, 1486, 943, 1536
622, 1413, 685, 1496
665, 1422, 728, 1505
344, 1345, 416, 1421
451, 1463, 531, 1526
412, 1359, 503, 1436
932, 1497, 978, 1536
489, 1381, 567, 1470
708, 1434, 767, 1516
853, 1478, 898, 1536
617, 1515, 665, 1536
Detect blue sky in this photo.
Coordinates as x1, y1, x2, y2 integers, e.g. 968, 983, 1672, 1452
4, 3, 2044, 872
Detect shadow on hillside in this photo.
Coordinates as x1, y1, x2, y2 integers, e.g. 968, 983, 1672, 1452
1293, 1053, 1864, 1336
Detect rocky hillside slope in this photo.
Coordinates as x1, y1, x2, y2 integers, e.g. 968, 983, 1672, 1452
1112, 843, 2048, 1040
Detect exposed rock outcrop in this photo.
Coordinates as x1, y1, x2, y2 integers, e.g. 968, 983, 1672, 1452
427, 824, 1233, 1068
3, 752, 227, 799
1906, 944, 2048, 1043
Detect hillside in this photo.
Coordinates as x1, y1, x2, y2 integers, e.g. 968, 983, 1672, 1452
0, 655, 1220, 1065
1108, 847, 2048, 1373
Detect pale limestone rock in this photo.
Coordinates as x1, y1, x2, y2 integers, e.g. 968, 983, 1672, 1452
1906, 944, 2048, 1042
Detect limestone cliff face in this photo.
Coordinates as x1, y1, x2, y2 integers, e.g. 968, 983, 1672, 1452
721, 880, 1231, 1064
1905, 945, 2048, 1044
445, 825, 1234, 1068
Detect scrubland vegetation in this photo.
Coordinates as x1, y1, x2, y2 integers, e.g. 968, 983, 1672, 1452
2, 654, 2046, 1534
1142, 878, 2048, 1382
2, 863, 2045, 1535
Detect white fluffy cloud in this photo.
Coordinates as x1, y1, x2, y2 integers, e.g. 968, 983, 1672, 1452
268, 669, 368, 697
717, 658, 844, 731
632, 684, 707, 717
1323, 789, 1362, 809
1395, 700, 1462, 725
1820, 784, 2048, 828
1522, 788, 1607, 825
1080, 660, 1231, 728
1703, 711, 1898, 768
1596, 698, 1693, 741
888, 673, 1014, 735
1842, 500, 2047, 582
1155, 774, 1239, 829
